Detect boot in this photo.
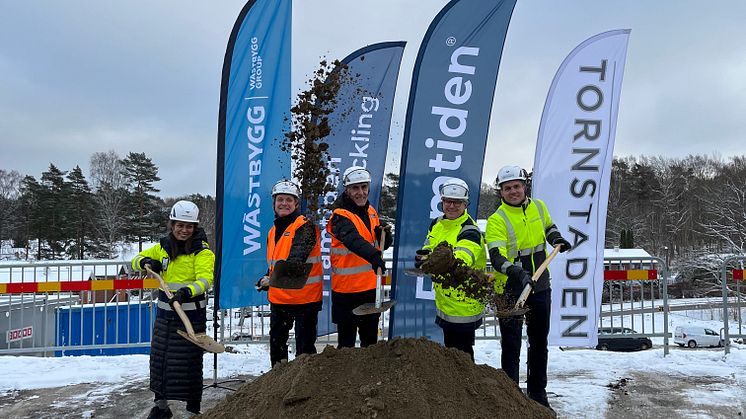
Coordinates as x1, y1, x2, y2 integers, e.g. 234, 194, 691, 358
147, 406, 173, 419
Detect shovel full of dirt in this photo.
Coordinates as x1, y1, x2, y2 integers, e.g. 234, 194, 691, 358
269, 260, 313, 289
353, 229, 396, 315
499, 244, 562, 318
146, 267, 225, 354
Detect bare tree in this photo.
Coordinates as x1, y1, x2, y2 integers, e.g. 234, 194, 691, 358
89, 151, 129, 257
0, 169, 23, 250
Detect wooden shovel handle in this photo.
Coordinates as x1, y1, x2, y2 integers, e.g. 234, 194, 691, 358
514, 245, 562, 309
146, 266, 197, 337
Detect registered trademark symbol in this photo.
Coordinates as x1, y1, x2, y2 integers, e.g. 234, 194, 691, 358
446, 36, 456, 47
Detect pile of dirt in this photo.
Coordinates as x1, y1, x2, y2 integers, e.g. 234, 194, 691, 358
199, 338, 554, 419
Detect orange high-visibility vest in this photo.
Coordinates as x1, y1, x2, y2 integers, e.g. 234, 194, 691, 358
267, 216, 323, 304
326, 207, 380, 293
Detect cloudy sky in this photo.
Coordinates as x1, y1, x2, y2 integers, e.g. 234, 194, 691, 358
1, 1, 744, 197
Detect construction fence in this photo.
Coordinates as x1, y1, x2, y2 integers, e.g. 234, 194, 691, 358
1, 253, 744, 356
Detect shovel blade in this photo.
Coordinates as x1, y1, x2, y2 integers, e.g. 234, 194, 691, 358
270, 260, 313, 289
353, 300, 396, 315
494, 307, 530, 319
177, 330, 225, 353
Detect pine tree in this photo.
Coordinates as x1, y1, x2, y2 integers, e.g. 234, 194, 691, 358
66, 166, 95, 259
39, 164, 70, 259
18, 175, 43, 259
121, 152, 164, 251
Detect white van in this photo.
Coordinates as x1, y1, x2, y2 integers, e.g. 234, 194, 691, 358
674, 326, 724, 348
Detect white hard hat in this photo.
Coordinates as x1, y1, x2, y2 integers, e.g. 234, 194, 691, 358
342, 166, 371, 186
439, 178, 469, 201
497, 165, 528, 186
170, 200, 199, 223
271, 180, 300, 199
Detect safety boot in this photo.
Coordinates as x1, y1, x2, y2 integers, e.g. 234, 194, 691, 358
146, 406, 173, 419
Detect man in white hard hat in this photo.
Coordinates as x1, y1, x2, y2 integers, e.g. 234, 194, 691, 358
255, 180, 323, 366
132, 200, 214, 418
326, 166, 393, 348
414, 177, 486, 361
485, 165, 572, 410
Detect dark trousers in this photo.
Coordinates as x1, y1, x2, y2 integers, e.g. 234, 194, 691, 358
442, 327, 476, 361
336, 313, 380, 348
269, 302, 321, 366
499, 288, 551, 397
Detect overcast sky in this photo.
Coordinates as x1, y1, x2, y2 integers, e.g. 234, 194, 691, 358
1, 1, 744, 197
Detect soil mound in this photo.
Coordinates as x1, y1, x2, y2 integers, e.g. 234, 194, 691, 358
200, 337, 554, 419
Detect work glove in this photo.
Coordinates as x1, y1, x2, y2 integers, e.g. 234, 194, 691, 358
374, 223, 392, 244
168, 287, 192, 308
505, 265, 533, 297
552, 237, 572, 253
414, 248, 431, 269
254, 276, 270, 292
371, 252, 386, 274
140, 257, 163, 273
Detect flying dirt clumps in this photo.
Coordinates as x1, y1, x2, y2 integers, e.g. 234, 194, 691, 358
279, 58, 355, 219
421, 241, 515, 313
199, 337, 554, 419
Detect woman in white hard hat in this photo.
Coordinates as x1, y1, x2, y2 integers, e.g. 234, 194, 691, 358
255, 180, 323, 366
132, 200, 215, 419
326, 166, 393, 348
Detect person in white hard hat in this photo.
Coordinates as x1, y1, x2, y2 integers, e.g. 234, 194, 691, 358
485, 165, 572, 411
326, 166, 393, 348
132, 200, 215, 418
255, 180, 323, 367
414, 177, 486, 361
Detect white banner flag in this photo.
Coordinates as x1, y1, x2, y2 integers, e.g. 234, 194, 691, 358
532, 30, 630, 347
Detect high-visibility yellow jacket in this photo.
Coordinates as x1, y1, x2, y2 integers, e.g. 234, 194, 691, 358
485, 198, 556, 294
267, 215, 323, 305
132, 230, 215, 298
422, 210, 486, 324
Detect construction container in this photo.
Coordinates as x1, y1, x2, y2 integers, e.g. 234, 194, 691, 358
0, 294, 78, 356
56, 301, 156, 356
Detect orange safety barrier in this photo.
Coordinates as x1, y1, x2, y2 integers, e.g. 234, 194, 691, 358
0, 278, 160, 294
604, 269, 658, 281
733, 269, 744, 281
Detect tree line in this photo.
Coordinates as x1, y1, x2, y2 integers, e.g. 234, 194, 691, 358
3, 153, 744, 269
0, 151, 215, 260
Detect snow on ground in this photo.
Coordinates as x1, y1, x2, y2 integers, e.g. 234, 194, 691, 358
1, 301, 745, 417
1, 336, 744, 417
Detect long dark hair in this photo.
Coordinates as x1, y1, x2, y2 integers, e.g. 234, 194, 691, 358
168, 221, 196, 259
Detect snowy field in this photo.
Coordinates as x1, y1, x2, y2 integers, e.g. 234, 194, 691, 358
1, 305, 745, 418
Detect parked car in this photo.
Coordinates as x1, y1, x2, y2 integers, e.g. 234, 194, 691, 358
674, 326, 724, 348
596, 327, 652, 351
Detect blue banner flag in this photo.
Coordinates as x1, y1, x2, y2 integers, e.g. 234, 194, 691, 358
316, 42, 406, 336
215, 0, 292, 309
389, 0, 517, 340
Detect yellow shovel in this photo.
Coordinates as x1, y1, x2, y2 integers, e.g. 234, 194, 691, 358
146, 267, 225, 353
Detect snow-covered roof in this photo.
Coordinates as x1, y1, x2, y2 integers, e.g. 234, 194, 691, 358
603, 247, 652, 259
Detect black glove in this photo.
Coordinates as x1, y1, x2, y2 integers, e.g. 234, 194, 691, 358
255, 276, 270, 292
374, 223, 392, 244
140, 257, 163, 273
168, 287, 192, 308
505, 265, 533, 297
414, 249, 431, 269
371, 252, 386, 274
552, 237, 572, 253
